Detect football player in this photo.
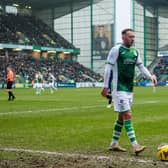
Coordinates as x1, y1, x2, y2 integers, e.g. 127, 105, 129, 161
101, 28, 157, 155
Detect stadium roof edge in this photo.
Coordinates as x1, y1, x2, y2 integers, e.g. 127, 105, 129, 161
0, 0, 102, 11
1, 0, 168, 10
137, 0, 168, 7
1, 0, 168, 19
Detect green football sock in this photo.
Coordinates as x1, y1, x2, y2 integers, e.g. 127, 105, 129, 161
112, 120, 123, 143
124, 119, 137, 145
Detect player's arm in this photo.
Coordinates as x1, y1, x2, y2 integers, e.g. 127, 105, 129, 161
101, 64, 112, 97
101, 46, 119, 97
136, 54, 157, 86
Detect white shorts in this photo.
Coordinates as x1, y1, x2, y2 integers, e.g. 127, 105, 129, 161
113, 91, 133, 112
48, 82, 54, 87
34, 83, 42, 88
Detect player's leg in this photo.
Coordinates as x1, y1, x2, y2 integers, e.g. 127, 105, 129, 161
42, 83, 45, 91
54, 82, 58, 90
39, 83, 43, 94
52, 82, 57, 90
7, 82, 11, 100
10, 89, 15, 100
122, 111, 146, 155
10, 82, 15, 100
35, 84, 38, 95
120, 93, 146, 155
109, 93, 126, 152
7, 82, 15, 100
107, 95, 112, 108
50, 86, 53, 94
108, 95, 112, 104
7, 89, 11, 101
36, 83, 40, 95
109, 117, 126, 152
49, 83, 54, 94
106, 89, 112, 108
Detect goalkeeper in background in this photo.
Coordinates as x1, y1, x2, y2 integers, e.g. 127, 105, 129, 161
101, 28, 157, 155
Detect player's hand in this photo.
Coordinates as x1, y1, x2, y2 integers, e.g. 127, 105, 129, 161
150, 75, 157, 86
101, 87, 108, 97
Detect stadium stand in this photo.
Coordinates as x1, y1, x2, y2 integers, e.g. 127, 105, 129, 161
136, 56, 168, 85
0, 13, 103, 85
153, 56, 168, 82
0, 13, 75, 49
0, 54, 103, 84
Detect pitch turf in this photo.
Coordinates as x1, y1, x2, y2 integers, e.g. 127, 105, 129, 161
0, 86, 168, 160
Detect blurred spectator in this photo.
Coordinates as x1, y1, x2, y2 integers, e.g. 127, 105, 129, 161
0, 13, 75, 49
153, 56, 168, 82
0, 54, 103, 84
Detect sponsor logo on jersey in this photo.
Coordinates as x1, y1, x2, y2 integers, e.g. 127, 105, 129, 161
124, 58, 137, 64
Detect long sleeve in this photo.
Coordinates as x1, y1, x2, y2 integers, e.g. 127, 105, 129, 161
103, 45, 120, 88
103, 64, 113, 88
136, 52, 152, 79
137, 64, 152, 79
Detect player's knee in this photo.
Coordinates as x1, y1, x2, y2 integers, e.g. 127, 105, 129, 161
120, 112, 132, 120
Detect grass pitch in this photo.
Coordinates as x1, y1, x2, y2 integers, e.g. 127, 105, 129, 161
0, 86, 168, 162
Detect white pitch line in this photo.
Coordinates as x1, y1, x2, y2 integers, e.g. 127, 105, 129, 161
1, 147, 166, 165
136, 100, 160, 104
0, 105, 103, 116
0, 100, 160, 116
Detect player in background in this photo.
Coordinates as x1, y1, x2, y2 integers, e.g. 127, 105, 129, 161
6, 66, 16, 101
33, 71, 44, 95
101, 28, 157, 155
48, 71, 57, 94
106, 70, 113, 108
